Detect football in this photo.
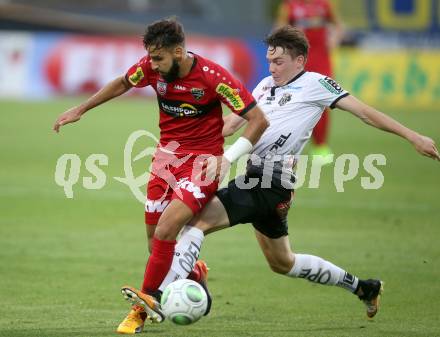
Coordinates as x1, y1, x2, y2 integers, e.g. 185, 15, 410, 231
160, 279, 208, 325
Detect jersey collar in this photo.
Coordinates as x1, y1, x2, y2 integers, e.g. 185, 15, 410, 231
284, 70, 306, 86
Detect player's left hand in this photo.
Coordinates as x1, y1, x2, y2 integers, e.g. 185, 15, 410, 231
411, 134, 440, 161
53, 106, 84, 133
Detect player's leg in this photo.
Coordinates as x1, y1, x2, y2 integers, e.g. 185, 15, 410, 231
254, 229, 383, 318
158, 195, 230, 292
145, 224, 156, 254
308, 58, 333, 163
310, 108, 333, 165
117, 178, 170, 332
142, 198, 194, 294
121, 199, 193, 324
159, 174, 259, 292
123, 156, 220, 315
312, 107, 330, 146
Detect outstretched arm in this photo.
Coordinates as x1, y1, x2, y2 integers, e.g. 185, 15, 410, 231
336, 95, 440, 161
53, 75, 132, 133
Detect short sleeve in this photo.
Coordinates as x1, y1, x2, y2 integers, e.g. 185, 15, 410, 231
308, 75, 349, 109
208, 64, 256, 116
125, 56, 151, 88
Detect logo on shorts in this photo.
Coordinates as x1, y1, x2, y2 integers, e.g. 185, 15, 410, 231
157, 80, 167, 96
145, 199, 170, 213
176, 178, 206, 199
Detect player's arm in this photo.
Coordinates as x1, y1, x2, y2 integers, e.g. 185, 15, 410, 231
335, 95, 440, 161
223, 105, 268, 162
202, 106, 268, 182
53, 76, 132, 133
222, 113, 247, 137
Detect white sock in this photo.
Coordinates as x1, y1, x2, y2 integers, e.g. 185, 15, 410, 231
286, 254, 359, 293
158, 226, 205, 292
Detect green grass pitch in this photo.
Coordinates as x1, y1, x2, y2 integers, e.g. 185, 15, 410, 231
0, 98, 439, 337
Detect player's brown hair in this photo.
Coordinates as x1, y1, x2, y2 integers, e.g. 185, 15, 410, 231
264, 25, 309, 59
143, 18, 185, 51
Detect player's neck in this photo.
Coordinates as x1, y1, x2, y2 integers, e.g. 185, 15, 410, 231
177, 53, 194, 79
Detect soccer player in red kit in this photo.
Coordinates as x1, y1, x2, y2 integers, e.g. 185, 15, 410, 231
53, 18, 268, 334
276, 0, 344, 161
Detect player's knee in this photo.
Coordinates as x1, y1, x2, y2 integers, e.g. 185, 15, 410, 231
154, 225, 179, 241
194, 220, 212, 235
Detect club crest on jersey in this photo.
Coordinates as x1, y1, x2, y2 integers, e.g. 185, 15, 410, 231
191, 88, 205, 100
278, 93, 292, 106
157, 80, 167, 96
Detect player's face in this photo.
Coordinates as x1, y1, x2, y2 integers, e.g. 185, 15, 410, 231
267, 46, 305, 86
148, 46, 182, 82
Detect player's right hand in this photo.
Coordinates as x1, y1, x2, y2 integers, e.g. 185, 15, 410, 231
53, 106, 84, 133
411, 134, 440, 161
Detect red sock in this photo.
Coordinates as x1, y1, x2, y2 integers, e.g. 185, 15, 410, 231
142, 236, 176, 294
188, 264, 201, 283
312, 108, 329, 145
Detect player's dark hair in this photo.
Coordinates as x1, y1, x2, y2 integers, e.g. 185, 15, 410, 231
264, 25, 309, 59
143, 18, 185, 51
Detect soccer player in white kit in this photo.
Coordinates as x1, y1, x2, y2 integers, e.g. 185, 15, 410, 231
144, 26, 440, 321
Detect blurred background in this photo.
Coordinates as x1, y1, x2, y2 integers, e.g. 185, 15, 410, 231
1, 0, 440, 108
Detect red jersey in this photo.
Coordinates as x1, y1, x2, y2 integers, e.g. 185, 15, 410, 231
125, 53, 256, 155
284, 0, 334, 75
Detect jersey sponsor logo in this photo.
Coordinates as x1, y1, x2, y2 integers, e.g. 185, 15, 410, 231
174, 84, 186, 91
157, 80, 167, 96
128, 67, 144, 86
145, 199, 170, 213
269, 133, 292, 153
278, 93, 292, 106
319, 76, 343, 95
176, 177, 206, 199
215, 83, 245, 111
160, 101, 202, 117
191, 87, 205, 100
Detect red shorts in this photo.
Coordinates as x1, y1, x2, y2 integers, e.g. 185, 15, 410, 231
144, 150, 219, 225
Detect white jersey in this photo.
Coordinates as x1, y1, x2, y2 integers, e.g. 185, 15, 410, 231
251, 71, 348, 158
246, 71, 349, 189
